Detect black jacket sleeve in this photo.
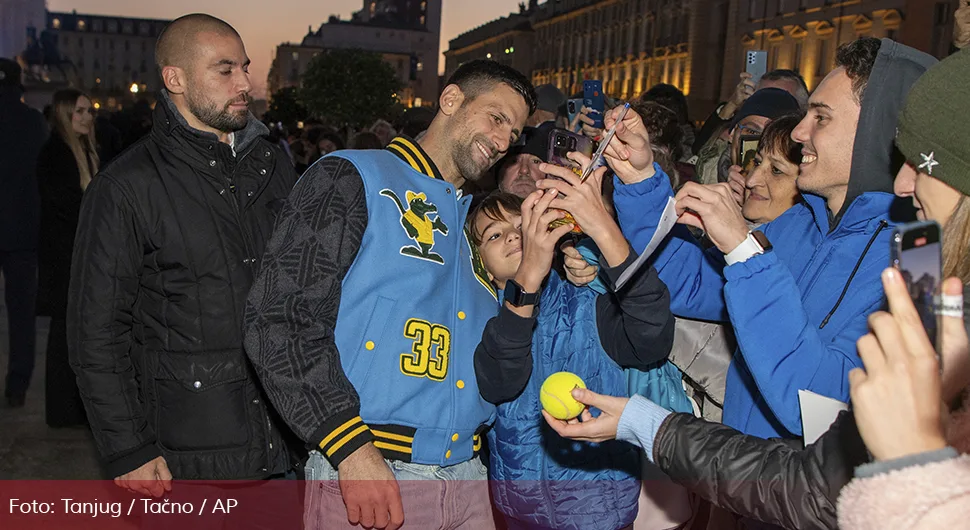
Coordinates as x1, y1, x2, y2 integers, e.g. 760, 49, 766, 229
692, 106, 730, 155
654, 410, 869, 530
243, 156, 375, 467
68, 173, 162, 478
596, 253, 675, 369
474, 306, 536, 405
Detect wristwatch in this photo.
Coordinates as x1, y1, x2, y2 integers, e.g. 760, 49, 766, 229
724, 230, 773, 266
504, 279, 541, 308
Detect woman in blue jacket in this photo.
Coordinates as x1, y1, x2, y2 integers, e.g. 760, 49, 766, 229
470, 157, 675, 530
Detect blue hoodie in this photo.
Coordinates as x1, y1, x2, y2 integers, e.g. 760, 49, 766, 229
613, 40, 937, 438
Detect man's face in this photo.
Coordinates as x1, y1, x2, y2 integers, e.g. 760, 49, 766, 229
791, 68, 860, 206
473, 206, 523, 285
447, 83, 530, 183
743, 146, 801, 224
499, 153, 545, 198
184, 32, 253, 133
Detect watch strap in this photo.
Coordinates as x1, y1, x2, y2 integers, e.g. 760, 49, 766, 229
504, 279, 541, 307
725, 231, 766, 266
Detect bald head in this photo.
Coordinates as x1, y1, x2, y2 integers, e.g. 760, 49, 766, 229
155, 14, 240, 73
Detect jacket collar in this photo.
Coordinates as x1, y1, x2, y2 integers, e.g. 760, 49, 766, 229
803, 191, 897, 235
385, 136, 443, 180
153, 90, 268, 154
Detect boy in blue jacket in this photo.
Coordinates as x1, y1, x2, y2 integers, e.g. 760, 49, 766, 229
470, 160, 675, 530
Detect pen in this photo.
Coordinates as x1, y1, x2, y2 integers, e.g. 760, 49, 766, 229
580, 102, 631, 183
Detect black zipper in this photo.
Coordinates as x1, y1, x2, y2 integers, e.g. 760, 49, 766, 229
819, 220, 888, 329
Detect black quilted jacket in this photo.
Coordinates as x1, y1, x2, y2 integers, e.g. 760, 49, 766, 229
67, 93, 299, 479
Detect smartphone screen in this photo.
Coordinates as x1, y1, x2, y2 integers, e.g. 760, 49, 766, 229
892, 221, 943, 352
737, 135, 760, 174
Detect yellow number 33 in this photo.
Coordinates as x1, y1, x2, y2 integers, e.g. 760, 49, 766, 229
400, 319, 451, 381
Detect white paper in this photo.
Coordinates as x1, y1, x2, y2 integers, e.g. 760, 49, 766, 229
615, 197, 678, 290
798, 389, 849, 447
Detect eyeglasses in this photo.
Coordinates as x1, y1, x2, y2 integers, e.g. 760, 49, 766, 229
736, 123, 763, 136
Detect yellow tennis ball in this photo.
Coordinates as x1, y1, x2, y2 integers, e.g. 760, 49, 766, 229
540, 372, 587, 420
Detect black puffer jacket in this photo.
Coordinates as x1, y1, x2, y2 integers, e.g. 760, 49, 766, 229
67, 92, 298, 479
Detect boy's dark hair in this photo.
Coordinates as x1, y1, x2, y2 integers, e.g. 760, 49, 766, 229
640, 83, 689, 125
758, 113, 805, 167
446, 60, 538, 115
835, 37, 882, 103
467, 191, 524, 246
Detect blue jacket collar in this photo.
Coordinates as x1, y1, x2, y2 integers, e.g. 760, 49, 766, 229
803, 191, 896, 235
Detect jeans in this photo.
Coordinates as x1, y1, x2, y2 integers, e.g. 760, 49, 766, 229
304, 450, 495, 530
0, 250, 37, 399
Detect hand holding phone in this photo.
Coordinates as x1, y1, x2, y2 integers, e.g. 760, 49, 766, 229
546, 128, 593, 234
891, 220, 943, 355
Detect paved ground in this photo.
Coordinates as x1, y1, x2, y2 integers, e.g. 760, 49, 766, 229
0, 277, 105, 480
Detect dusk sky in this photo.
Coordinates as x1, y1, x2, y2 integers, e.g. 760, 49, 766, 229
48, 0, 526, 98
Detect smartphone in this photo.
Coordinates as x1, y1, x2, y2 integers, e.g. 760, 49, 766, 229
891, 220, 943, 354
735, 134, 761, 171
583, 80, 605, 129
566, 98, 584, 130
745, 50, 768, 85
546, 128, 593, 235
547, 128, 593, 170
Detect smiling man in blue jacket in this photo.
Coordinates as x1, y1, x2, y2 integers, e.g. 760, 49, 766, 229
600, 37, 936, 439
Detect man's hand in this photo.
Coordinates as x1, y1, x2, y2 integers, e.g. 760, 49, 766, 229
673, 182, 750, 254
542, 388, 629, 443
561, 242, 599, 287
727, 164, 746, 207
718, 72, 756, 120
515, 188, 576, 292
114, 456, 172, 498
955, 1, 970, 50
573, 106, 604, 140
337, 443, 405, 529
601, 106, 656, 185
849, 269, 962, 462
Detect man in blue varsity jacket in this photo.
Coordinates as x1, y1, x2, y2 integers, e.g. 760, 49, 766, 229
244, 61, 536, 530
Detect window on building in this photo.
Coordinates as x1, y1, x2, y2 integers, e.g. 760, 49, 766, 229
78, 20, 87, 31
108, 21, 117, 33
139, 22, 149, 35
123, 21, 133, 34
93, 20, 103, 32
53, 18, 61, 29
416, 62, 424, 72
792, 40, 804, 71
816, 39, 829, 75
749, 0, 764, 20
292, 51, 299, 61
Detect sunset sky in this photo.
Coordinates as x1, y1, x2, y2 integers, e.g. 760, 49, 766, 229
47, 0, 526, 98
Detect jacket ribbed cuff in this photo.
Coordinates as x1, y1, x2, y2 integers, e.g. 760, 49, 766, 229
104, 440, 163, 479
492, 306, 536, 353
311, 409, 376, 468
616, 394, 673, 462
855, 447, 958, 478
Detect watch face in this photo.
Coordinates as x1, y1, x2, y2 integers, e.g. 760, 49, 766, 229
752, 230, 772, 251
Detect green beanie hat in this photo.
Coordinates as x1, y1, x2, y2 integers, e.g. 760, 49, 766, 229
896, 48, 970, 197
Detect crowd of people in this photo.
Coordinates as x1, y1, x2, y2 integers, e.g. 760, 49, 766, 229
2, 7, 970, 530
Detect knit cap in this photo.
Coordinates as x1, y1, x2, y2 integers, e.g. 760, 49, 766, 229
896, 48, 970, 196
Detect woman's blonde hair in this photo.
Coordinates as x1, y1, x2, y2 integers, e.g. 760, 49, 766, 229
943, 196, 970, 285
50, 89, 99, 190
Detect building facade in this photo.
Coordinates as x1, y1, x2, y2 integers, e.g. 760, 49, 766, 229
269, 0, 441, 107
1, 0, 46, 60
47, 10, 169, 108
445, 0, 729, 121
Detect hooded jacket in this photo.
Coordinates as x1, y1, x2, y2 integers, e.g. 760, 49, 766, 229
613, 40, 936, 438
67, 91, 299, 479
